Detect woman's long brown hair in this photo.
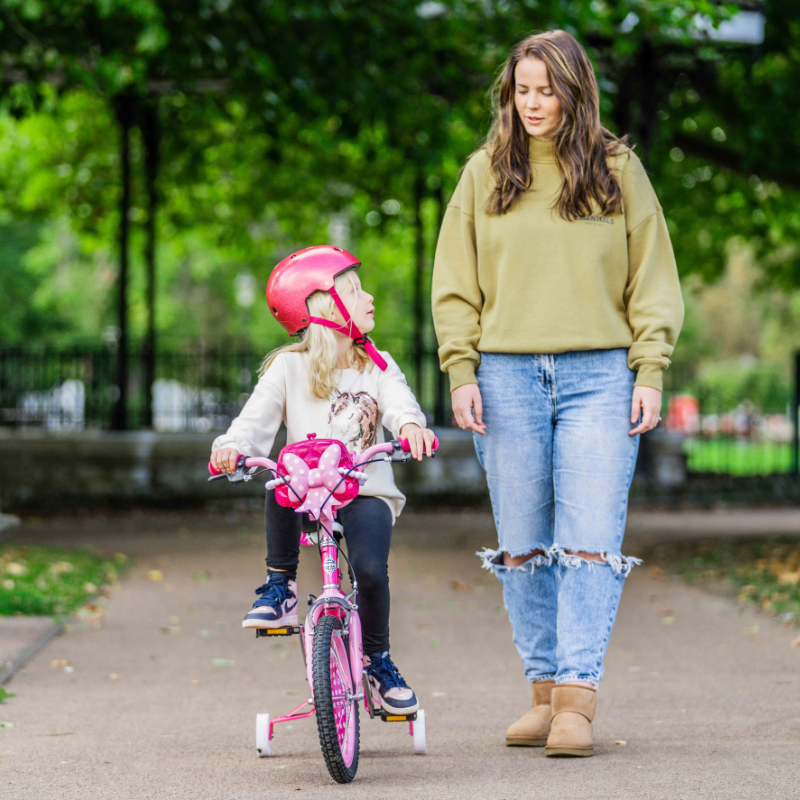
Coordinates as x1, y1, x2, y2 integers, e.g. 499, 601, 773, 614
483, 30, 629, 219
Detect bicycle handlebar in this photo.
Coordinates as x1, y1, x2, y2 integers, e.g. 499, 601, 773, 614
208, 435, 439, 480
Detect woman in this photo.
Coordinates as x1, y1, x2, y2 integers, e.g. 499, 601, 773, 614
431, 30, 684, 757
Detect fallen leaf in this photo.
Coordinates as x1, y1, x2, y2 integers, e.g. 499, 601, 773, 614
212, 659, 235, 667
146, 570, 164, 582
160, 626, 182, 635
449, 579, 475, 593
743, 625, 760, 635
790, 637, 800, 648
648, 566, 665, 581
108, 674, 121, 681
614, 739, 627, 746
662, 617, 675, 625
194, 570, 211, 582
657, 608, 673, 617
418, 623, 432, 631
51, 660, 71, 668
191, 679, 200, 685
0, 722, 13, 728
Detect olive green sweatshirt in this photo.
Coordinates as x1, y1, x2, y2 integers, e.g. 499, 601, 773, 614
431, 137, 684, 393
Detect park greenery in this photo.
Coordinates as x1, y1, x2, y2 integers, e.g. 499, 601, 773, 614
657, 537, 800, 627
0, 545, 128, 618
0, 1, 798, 417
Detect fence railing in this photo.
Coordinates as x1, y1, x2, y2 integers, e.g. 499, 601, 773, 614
0, 340, 453, 433
1, 343, 798, 477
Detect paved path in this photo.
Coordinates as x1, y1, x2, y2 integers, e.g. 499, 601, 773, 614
2, 508, 799, 799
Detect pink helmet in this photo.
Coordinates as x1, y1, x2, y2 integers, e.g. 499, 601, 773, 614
265, 245, 387, 370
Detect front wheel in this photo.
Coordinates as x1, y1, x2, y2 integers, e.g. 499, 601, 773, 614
312, 614, 360, 783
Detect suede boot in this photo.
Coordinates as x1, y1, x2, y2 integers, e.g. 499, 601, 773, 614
505, 679, 555, 747
545, 685, 596, 757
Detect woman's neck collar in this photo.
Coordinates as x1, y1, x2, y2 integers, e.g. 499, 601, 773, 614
528, 135, 556, 164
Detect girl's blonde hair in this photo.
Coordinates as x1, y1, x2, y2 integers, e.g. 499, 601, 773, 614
258, 268, 372, 399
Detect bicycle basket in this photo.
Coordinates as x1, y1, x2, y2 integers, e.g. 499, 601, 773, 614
274, 434, 360, 515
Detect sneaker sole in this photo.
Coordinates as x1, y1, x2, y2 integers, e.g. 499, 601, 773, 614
380, 698, 419, 715
242, 614, 299, 630
506, 737, 547, 747
545, 746, 594, 757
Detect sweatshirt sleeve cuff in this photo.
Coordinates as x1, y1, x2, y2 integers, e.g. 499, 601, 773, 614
633, 362, 665, 392
447, 360, 479, 393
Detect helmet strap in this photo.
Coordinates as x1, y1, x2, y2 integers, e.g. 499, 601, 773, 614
307, 287, 388, 371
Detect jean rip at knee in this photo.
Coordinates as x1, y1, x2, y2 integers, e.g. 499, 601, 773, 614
547, 544, 642, 578
476, 546, 554, 574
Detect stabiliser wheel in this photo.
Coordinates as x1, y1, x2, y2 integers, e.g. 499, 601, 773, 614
312, 614, 360, 783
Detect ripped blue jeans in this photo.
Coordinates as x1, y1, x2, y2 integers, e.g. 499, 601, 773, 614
473, 349, 642, 687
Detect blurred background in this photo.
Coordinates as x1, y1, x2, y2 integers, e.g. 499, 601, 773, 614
0, 0, 799, 509
2, 8, 800, 791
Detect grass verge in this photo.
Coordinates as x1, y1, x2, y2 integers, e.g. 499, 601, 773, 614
654, 537, 800, 625
0, 545, 128, 618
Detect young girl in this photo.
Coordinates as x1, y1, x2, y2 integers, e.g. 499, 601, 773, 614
210, 244, 437, 715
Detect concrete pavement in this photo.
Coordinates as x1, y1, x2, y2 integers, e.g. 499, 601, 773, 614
2, 508, 799, 799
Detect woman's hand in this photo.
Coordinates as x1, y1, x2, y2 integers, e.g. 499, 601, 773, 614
211, 447, 240, 473
399, 423, 438, 460
629, 386, 662, 435
451, 383, 486, 435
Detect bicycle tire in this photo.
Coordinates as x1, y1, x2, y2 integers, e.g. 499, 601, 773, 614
312, 614, 360, 783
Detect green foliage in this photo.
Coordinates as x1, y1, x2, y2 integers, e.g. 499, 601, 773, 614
0, 545, 129, 618
0, 687, 14, 704
0, 0, 796, 383
684, 440, 792, 476
657, 538, 800, 625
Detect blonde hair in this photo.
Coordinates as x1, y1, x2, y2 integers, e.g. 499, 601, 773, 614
258, 268, 372, 399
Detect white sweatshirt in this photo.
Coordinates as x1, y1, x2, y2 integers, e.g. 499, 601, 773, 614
210, 350, 426, 522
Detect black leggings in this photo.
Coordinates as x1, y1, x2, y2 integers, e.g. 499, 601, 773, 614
264, 491, 393, 655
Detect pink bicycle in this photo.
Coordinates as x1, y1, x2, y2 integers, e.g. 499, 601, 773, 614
208, 432, 438, 783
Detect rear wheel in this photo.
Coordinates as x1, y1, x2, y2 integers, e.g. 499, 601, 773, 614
312, 614, 359, 783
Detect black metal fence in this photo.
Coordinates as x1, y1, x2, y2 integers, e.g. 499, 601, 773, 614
0, 340, 451, 433
1, 343, 798, 477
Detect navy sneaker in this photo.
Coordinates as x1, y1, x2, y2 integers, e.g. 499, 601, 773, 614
364, 651, 419, 714
242, 572, 298, 629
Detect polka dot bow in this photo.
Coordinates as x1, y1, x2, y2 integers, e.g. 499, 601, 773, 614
281, 442, 350, 519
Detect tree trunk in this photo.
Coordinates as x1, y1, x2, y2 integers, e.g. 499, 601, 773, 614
142, 102, 160, 429
413, 165, 426, 400
111, 93, 135, 431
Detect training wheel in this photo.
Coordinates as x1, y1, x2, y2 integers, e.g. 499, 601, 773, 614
256, 713, 271, 757
412, 709, 426, 754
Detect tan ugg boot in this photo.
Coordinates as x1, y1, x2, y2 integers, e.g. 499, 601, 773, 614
545, 685, 596, 757
505, 680, 555, 747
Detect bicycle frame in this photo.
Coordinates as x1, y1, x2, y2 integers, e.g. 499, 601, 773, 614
238, 440, 397, 720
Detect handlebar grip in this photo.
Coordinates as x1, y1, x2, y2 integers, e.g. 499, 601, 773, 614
208, 462, 222, 476
399, 435, 439, 454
